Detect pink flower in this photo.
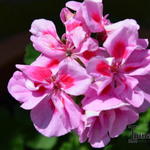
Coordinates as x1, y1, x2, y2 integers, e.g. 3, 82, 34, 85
77, 89, 139, 148
79, 107, 138, 148
8, 57, 92, 137
7, 0, 150, 148
66, 1, 146, 46
86, 23, 150, 108
30, 19, 99, 65
66, 0, 108, 33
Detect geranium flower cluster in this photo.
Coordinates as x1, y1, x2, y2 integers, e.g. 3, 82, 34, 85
8, 0, 150, 148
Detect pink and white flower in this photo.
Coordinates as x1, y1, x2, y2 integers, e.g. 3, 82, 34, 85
7, 0, 150, 148
76, 88, 139, 148
30, 19, 99, 65
78, 106, 138, 148
86, 23, 150, 108
66, 0, 108, 33
8, 57, 92, 137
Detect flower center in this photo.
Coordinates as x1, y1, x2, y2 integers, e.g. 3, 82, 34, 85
66, 50, 72, 56
110, 61, 121, 74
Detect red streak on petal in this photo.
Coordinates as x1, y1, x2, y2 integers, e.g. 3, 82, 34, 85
49, 43, 56, 49
48, 99, 57, 112
61, 98, 65, 105
60, 74, 74, 89
43, 31, 51, 35
82, 50, 97, 60
112, 41, 127, 59
96, 61, 111, 76
92, 13, 101, 23
34, 82, 47, 94
101, 84, 111, 95
66, 22, 81, 32
30, 67, 52, 82
38, 86, 46, 94
46, 59, 59, 68
124, 66, 139, 73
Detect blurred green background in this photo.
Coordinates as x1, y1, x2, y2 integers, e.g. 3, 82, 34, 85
0, 0, 150, 150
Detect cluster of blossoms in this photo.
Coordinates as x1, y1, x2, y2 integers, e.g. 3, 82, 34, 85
8, 0, 150, 148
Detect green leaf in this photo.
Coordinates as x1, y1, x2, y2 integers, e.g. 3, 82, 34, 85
10, 134, 24, 150
26, 134, 57, 150
135, 109, 150, 134
79, 146, 88, 150
24, 44, 40, 65
104, 145, 113, 150
121, 129, 131, 137
60, 133, 79, 150
60, 143, 72, 150
59, 133, 90, 150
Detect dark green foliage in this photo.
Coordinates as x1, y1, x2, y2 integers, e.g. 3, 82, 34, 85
24, 44, 40, 65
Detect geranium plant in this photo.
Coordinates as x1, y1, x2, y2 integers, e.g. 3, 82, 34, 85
8, 0, 150, 148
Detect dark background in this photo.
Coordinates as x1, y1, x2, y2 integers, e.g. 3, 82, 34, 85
0, 0, 150, 150
1, 0, 150, 39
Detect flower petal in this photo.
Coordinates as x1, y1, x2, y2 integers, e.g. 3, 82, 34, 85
66, 1, 82, 11
31, 91, 81, 137
60, 8, 74, 23
87, 56, 112, 78
88, 118, 110, 148
124, 49, 150, 76
58, 58, 92, 95
82, 0, 104, 32
83, 93, 128, 112
30, 19, 59, 39
31, 34, 65, 59
8, 71, 47, 110
16, 65, 52, 83
109, 107, 138, 137
136, 75, 150, 103
104, 23, 138, 60
31, 55, 60, 75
